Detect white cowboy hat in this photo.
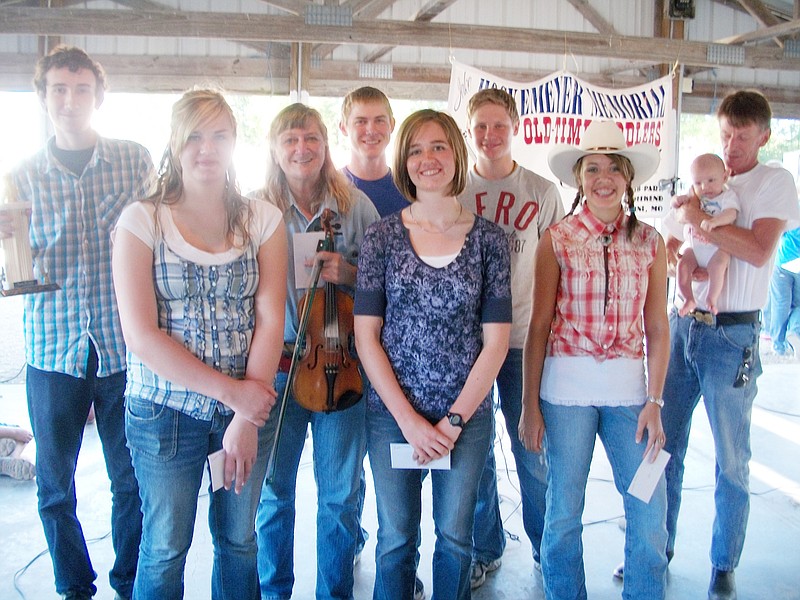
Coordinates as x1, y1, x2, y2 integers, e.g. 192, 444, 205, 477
547, 120, 661, 187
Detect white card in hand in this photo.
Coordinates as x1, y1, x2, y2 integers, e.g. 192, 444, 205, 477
293, 231, 326, 289
628, 448, 670, 503
390, 443, 451, 470
207, 448, 226, 492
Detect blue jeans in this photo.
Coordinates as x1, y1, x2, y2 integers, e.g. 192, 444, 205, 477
662, 311, 761, 571
368, 408, 492, 600
256, 372, 366, 600
541, 401, 667, 600
355, 379, 372, 556
472, 349, 547, 564
768, 264, 800, 353
26, 348, 141, 599
126, 398, 269, 600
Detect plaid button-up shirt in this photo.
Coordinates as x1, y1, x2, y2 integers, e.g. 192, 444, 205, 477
10, 136, 153, 378
547, 208, 660, 361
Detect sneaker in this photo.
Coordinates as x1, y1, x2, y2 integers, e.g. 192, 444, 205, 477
786, 331, 800, 357
353, 546, 363, 566
772, 341, 793, 356
612, 562, 624, 579
61, 592, 93, 600
613, 549, 672, 581
470, 558, 501, 589
0, 438, 15, 457
0, 456, 35, 480
413, 575, 425, 600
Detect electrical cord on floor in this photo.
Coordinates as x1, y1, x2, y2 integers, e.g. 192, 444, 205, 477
13, 531, 111, 600
12, 547, 49, 600
492, 406, 626, 536
756, 404, 800, 418
493, 404, 524, 527
0, 362, 25, 384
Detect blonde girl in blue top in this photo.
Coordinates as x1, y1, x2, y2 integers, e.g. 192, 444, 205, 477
112, 89, 287, 600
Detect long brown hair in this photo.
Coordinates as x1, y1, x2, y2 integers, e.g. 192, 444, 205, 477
392, 109, 468, 202
567, 154, 639, 239
260, 103, 354, 215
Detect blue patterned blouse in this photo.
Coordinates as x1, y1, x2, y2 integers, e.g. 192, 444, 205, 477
354, 212, 512, 421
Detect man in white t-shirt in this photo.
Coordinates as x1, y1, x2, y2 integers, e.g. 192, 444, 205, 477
662, 90, 799, 600
460, 88, 564, 589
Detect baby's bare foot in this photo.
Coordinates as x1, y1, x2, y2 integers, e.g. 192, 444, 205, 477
679, 298, 697, 317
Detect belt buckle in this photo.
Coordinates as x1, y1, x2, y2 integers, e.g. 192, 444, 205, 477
689, 310, 715, 326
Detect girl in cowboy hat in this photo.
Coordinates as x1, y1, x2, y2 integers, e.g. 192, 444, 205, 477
519, 120, 670, 600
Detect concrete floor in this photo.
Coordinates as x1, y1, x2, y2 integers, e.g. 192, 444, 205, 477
0, 357, 798, 600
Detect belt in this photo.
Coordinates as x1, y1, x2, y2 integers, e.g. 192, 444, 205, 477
685, 309, 761, 327
278, 343, 295, 373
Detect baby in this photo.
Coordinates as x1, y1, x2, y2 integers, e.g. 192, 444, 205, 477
672, 153, 740, 315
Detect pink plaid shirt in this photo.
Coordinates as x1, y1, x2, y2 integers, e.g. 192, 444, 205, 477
547, 208, 661, 361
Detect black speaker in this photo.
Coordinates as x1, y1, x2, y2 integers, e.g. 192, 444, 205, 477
669, 0, 695, 19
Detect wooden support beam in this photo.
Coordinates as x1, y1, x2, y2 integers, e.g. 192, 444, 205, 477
733, 0, 785, 47
564, 0, 616, 36
736, 0, 781, 27
2, 51, 797, 118
314, 0, 400, 60
717, 18, 800, 44
37, 0, 62, 57
2, 6, 798, 71
289, 41, 311, 98
564, 0, 655, 79
363, 0, 460, 63
111, 0, 292, 58
654, 0, 683, 119
254, 0, 312, 16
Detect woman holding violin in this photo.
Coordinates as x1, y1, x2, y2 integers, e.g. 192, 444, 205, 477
253, 103, 379, 600
354, 109, 512, 600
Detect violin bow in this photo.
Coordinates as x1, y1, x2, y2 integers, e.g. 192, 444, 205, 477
265, 209, 333, 484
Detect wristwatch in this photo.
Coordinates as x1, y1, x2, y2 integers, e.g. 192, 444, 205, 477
647, 395, 665, 408
447, 412, 465, 428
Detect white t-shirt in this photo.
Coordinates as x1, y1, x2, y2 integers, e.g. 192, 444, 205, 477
688, 163, 798, 312
116, 198, 282, 264
460, 164, 565, 348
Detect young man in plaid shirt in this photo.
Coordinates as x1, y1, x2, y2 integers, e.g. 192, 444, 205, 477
1, 46, 153, 600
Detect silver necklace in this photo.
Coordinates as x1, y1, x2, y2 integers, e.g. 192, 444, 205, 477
408, 201, 464, 234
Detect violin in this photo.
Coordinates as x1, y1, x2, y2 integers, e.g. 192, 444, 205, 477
265, 209, 363, 482
292, 208, 363, 412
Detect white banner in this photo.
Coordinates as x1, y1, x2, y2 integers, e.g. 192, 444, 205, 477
448, 60, 676, 218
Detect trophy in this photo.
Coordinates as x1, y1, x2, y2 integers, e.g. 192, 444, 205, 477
1, 176, 59, 296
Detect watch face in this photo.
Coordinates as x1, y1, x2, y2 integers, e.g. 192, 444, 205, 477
448, 413, 464, 428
